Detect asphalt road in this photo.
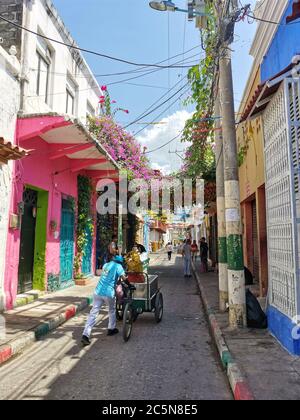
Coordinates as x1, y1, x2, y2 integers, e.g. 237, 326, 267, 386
0, 254, 232, 400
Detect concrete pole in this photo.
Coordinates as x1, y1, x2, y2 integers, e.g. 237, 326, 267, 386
215, 96, 228, 312
219, 48, 246, 328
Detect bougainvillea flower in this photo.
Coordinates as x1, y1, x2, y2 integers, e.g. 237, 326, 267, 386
101, 85, 107, 91
87, 115, 154, 179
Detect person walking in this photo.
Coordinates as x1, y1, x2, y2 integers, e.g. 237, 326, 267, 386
108, 235, 118, 262
191, 240, 199, 262
182, 239, 192, 278
81, 255, 126, 346
200, 237, 209, 273
166, 242, 173, 261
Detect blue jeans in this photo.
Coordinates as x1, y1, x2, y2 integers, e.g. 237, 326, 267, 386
184, 257, 191, 276
83, 294, 116, 338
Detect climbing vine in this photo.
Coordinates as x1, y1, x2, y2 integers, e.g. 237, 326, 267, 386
181, 0, 219, 180
74, 175, 94, 278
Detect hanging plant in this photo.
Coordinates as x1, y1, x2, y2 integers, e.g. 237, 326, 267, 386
74, 175, 94, 278
87, 114, 154, 180
180, 1, 218, 179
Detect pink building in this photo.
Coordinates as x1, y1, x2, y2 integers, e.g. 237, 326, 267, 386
4, 114, 118, 309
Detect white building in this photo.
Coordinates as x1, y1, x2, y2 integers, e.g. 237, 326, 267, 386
20, 0, 101, 121
0, 46, 21, 310
0, 0, 108, 310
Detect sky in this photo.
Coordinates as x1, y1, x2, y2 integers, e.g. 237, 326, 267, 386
52, 0, 258, 174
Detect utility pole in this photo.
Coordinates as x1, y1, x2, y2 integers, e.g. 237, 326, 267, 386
215, 97, 228, 312
218, 0, 246, 327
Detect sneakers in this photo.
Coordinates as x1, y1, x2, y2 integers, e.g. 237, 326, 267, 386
81, 335, 91, 346
107, 328, 119, 336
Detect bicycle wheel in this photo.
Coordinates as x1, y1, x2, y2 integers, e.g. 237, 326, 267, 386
123, 302, 133, 342
116, 303, 124, 321
154, 292, 164, 323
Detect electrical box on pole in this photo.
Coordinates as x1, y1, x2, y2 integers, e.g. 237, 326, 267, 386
187, 0, 208, 29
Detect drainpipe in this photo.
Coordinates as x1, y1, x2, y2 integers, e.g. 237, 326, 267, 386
19, 0, 34, 114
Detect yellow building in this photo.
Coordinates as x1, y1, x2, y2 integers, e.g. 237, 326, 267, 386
236, 70, 268, 297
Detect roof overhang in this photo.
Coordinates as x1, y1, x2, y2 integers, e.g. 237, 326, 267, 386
0, 137, 28, 164
240, 61, 300, 122
17, 113, 120, 178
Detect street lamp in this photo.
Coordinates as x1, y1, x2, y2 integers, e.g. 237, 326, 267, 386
149, 1, 176, 12
149, 1, 209, 18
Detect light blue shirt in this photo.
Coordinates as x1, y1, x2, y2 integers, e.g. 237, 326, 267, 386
95, 261, 125, 298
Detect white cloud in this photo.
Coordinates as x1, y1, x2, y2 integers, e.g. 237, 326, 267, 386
137, 110, 192, 175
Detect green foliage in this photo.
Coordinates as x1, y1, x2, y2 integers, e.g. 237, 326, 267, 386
33, 191, 48, 291
74, 175, 94, 278
181, 1, 218, 180
183, 142, 216, 181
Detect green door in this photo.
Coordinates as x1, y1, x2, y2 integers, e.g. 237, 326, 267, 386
82, 226, 93, 275
60, 199, 75, 282
18, 189, 38, 294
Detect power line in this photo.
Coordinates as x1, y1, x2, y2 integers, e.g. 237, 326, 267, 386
134, 85, 190, 137
0, 14, 200, 69
125, 75, 188, 129
26, 66, 190, 100
124, 81, 190, 130
123, 82, 169, 90
145, 131, 184, 154
106, 58, 199, 87
240, 4, 300, 26
28, 51, 202, 80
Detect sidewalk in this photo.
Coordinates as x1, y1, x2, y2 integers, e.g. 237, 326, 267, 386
0, 253, 164, 367
193, 262, 300, 400
0, 279, 97, 365
149, 248, 167, 264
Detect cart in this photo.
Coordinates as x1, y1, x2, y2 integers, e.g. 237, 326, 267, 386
116, 272, 163, 342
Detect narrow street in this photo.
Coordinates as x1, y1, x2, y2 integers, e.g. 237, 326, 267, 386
0, 254, 232, 400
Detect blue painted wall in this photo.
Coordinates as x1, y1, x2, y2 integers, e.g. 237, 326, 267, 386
261, 0, 300, 81
268, 306, 300, 355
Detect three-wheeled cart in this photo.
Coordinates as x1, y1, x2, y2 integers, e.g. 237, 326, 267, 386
116, 272, 163, 342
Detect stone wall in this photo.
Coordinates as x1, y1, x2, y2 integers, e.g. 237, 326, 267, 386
0, 0, 23, 60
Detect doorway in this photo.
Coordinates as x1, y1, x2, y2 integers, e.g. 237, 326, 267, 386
60, 198, 75, 283
18, 189, 38, 293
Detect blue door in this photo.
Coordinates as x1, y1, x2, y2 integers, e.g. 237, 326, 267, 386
82, 226, 93, 275
60, 200, 75, 282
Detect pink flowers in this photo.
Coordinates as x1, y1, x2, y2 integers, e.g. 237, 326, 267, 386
101, 85, 107, 92
88, 115, 154, 179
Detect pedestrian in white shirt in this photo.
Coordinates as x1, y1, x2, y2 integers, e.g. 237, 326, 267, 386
182, 239, 192, 278
166, 242, 173, 261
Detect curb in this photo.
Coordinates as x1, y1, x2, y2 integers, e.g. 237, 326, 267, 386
192, 263, 254, 401
0, 295, 93, 367
14, 290, 45, 309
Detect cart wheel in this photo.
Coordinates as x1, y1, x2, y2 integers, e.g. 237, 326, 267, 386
116, 304, 124, 321
132, 309, 139, 322
154, 292, 163, 323
123, 303, 133, 342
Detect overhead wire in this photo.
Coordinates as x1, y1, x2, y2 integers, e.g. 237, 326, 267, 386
134, 84, 190, 137
27, 50, 202, 80
123, 81, 190, 130
123, 75, 188, 131
0, 14, 201, 69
